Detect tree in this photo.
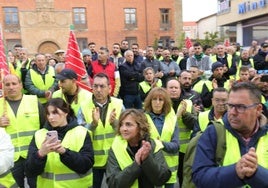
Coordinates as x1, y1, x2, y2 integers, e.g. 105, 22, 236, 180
196, 31, 224, 47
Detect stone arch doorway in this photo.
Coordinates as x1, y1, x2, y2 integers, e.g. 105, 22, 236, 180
38, 41, 60, 54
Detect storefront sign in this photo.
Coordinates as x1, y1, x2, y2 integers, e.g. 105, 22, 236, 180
238, 0, 267, 14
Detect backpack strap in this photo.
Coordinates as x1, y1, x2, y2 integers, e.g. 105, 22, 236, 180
211, 120, 226, 166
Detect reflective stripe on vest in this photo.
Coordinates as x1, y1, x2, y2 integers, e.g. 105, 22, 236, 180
30, 66, 55, 104
0, 95, 40, 161
35, 126, 93, 188
81, 97, 123, 167
178, 99, 193, 153
146, 111, 178, 184
112, 135, 163, 188
223, 130, 268, 168
41, 169, 92, 181
0, 169, 18, 188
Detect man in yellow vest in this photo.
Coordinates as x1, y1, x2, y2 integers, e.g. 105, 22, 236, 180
0, 74, 45, 187
211, 43, 237, 79
77, 72, 124, 188
166, 78, 197, 187
25, 53, 58, 106
193, 87, 228, 136
52, 68, 92, 116
200, 62, 230, 109
193, 82, 268, 187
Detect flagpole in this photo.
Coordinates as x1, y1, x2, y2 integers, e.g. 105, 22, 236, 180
0, 23, 8, 115
65, 25, 92, 92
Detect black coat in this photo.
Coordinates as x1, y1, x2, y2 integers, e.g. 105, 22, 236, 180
25, 117, 94, 177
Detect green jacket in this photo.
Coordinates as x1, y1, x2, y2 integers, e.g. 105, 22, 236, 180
106, 138, 171, 188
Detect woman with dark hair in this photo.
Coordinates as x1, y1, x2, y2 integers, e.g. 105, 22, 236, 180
106, 108, 171, 188
25, 98, 94, 188
144, 87, 179, 188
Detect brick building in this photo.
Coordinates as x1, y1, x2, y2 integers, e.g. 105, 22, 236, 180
217, 0, 268, 46
0, 0, 182, 55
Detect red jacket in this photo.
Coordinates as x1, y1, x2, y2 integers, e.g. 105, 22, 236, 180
92, 60, 116, 96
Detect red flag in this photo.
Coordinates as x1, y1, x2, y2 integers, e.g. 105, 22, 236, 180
0, 31, 9, 93
185, 37, 192, 49
0, 32, 9, 77
65, 28, 92, 92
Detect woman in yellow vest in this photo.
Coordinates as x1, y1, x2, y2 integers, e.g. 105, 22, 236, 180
25, 98, 94, 188
139, 67, 162, 101
106, 109, 171, 188
144, 87, 179, 188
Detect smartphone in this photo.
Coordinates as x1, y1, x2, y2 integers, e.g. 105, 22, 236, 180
46, 131, 58, 142
261, 75, 268, 82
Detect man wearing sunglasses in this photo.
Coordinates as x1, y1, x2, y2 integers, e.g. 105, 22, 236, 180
192, 82, 268, 188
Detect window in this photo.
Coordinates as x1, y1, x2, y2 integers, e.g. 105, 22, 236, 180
6, 39, 21, 51
3, 7, 19, 30
160, 9, 171, 30
73, 8, 87, 29
77, 38, 88, 51
124, 8, 137, 29
125, 37, 137, 47
160, 36, 171, 48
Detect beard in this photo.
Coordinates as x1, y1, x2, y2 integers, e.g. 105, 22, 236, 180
113, 51, 119, 56
171, 54, 178, 59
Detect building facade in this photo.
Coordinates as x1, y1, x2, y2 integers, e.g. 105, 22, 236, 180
217, 0, 268, 46
0, 0, 183, 55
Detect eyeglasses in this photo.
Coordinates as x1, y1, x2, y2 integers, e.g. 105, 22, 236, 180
226, 103, 259, 113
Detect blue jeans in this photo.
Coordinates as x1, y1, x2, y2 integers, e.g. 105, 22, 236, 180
123, 94, 142, 109
93, 168, 106, 188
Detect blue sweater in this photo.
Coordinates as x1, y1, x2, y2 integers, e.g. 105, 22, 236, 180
192, 113, 268, 188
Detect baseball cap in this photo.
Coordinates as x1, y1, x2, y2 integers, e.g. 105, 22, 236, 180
82, 49, 92, 57
212, 62, 224, 72
54, 68, 78, 80
261, 42, 268, 48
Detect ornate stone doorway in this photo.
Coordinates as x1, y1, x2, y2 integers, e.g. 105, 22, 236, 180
38, 41, 60, 54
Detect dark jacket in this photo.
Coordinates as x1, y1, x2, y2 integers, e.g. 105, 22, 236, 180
214, 53, 237, 79
141, 57, 163, 73
192, 114, 268, 188
25, 117, 94, 177
106, 138, 171, 188
24, 64, 58, 98
119, 61, 144, 96
253, 49, 268, 71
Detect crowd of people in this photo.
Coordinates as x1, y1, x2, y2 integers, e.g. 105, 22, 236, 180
1, 39, 268, 188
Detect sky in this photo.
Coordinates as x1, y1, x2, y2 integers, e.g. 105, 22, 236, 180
182, 0, 218, 21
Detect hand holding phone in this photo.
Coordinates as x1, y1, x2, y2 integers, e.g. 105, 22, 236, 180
46, 131, 58, 143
